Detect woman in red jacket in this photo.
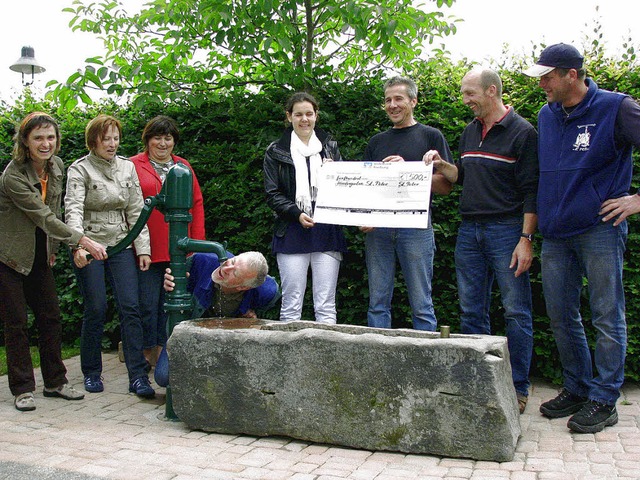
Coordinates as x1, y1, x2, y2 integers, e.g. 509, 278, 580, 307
131, 116, 206, 366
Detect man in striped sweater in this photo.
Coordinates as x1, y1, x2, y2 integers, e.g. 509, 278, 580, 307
424, 67, 539, 414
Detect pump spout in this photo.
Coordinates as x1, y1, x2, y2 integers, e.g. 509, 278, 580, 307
177, 238, 227, 263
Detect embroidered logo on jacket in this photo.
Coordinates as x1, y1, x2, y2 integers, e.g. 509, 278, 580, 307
573, 124, 596, 151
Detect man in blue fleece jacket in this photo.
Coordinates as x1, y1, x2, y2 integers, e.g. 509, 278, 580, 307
524, 43, 640, 434
165, 251, 280, 319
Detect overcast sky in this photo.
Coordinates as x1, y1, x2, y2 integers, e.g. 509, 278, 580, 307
1, 0, 638, 103
443, 0, 639, 63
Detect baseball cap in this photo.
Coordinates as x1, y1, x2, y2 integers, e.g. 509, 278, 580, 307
523, 43, 584, 77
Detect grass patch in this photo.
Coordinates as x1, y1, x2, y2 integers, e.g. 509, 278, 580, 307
0, 346, 81, 376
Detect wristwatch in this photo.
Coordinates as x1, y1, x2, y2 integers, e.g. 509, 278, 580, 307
520, 233, 533, 242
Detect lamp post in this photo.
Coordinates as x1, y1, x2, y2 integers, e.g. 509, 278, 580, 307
9, 46, 46, 86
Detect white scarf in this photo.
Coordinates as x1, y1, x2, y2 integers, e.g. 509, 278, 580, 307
291, 130, 323, 216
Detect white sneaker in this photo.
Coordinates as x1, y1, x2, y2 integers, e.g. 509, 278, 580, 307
15, 392, 36, 411
43, 383, 85, 400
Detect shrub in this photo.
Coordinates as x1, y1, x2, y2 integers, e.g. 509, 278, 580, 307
1, 44, 639, 385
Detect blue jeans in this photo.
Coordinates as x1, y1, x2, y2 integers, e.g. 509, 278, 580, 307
542, 221, 627, 405
365, 227, 436, 330
138, 262, 168, 349
74, 248, 148, 382
455, 219, 533, 397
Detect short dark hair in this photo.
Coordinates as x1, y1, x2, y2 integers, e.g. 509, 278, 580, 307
285, 92, 319, 114
12, 112, 61, 164
555, 67, 587, 80
85, 114, 122, 151
141, 115, 180, 150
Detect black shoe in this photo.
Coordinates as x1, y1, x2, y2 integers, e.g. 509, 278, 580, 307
84, 374, 104, 393
540, 388, 588, 418
129, 376, 155, 399
567, 400, 618, 433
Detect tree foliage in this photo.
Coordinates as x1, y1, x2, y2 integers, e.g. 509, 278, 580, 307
49, 0, 457, 108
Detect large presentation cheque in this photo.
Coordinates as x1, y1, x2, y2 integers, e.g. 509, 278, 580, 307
313, 161, 433, 229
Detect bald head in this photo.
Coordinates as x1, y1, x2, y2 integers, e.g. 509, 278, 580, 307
463, 68, 503, 97
461, 68, 506, 121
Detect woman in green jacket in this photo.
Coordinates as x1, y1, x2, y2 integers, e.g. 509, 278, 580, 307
0, 112, 107, 412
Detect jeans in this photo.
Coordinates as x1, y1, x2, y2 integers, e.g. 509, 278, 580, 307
365, 227, 436, 331
277, 252, 341, 324
74, 248, 148, 382
455, 219, 533, 396
138, 262, 169, 349
541, 221, 627, 405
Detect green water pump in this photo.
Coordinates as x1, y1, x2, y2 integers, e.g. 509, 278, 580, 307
106, 162, 226, 420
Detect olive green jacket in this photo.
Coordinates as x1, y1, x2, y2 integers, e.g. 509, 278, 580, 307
0, 156, 83, 275
65, 153, 150, 254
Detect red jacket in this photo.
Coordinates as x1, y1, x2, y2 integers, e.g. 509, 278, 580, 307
131, 152, 206, 263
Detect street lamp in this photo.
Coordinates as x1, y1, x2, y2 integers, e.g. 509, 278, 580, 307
9, 46, 46, 86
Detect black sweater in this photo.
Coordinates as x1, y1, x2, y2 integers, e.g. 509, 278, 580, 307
457, 108, 538, 220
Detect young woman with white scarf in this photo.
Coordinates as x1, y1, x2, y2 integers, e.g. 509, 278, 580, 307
263, 92, 347, 324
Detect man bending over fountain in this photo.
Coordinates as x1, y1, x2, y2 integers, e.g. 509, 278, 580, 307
164, 251, 280, 320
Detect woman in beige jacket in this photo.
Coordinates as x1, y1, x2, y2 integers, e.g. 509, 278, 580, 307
65, 114, 154, 398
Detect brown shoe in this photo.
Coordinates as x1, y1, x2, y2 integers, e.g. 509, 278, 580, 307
517, 393, 528, 414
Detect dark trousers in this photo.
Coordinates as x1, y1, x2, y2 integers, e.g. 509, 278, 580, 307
138, 261, 169, 349
0, 242, 67, 395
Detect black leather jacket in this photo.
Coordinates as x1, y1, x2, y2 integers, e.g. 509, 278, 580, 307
263, 126, 342, 237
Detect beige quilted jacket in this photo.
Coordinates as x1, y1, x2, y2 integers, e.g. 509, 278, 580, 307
65, 152, 150, 255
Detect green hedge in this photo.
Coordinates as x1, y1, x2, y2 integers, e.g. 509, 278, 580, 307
1, 49, 639, 384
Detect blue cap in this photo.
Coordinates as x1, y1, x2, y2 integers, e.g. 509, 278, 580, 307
523, 43, 584, 77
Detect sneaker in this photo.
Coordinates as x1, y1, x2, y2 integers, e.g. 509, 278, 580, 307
567, 400, 618, 433
129, 376, 155, 399
84, 374, 104, 393
540, 388, 588, 418
43, 383, 85, 400
517, 393, 528, 414
14, 392, 36, 412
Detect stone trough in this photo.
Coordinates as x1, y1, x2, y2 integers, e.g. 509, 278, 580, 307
168, 319, 521, 461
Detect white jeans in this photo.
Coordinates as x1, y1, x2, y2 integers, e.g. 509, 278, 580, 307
276, 252, 341, 324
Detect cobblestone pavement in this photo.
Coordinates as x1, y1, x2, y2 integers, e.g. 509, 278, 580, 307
1, 352, 639, 480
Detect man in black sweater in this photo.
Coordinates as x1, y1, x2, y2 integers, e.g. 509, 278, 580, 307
424, 68, 539, 414
361, 76, 453, 331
